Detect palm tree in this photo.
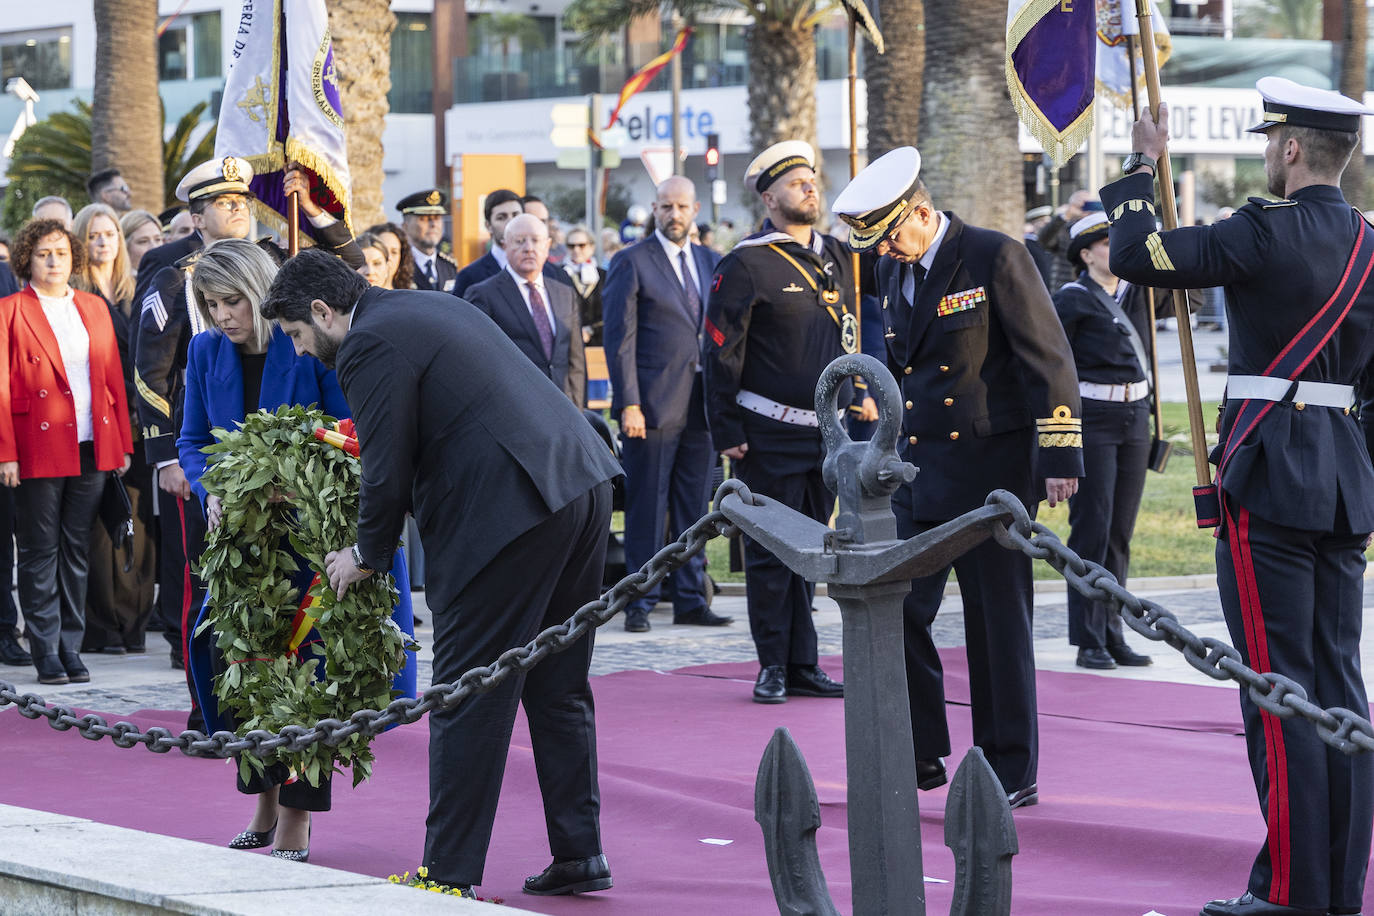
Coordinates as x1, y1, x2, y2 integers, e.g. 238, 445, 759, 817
1338, 0, 1366, 208
864, 0, 924, 158
92, 0, 165, 213
471, 13, 549, 100
327, 0, 396, 228
918, 0, 1022, 236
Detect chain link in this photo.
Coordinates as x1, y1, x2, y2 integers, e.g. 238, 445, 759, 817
0, 480, 755, 761
983, 489, 1374, 755
6, 479, 1372, 760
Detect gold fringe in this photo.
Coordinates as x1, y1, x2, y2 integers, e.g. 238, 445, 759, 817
285, 138, 354, 235
1006, 0, 1095, 171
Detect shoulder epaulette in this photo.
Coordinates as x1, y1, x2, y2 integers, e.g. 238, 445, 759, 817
174, 249, 203, 271
437, 250, 458, 266
1247, 196, 1298, 209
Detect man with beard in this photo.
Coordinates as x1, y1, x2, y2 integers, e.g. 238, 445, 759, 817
1104, 78, 1374, 916
603, 176, 732, 633
832, 147, 1082, 810
263, 249, 621, 901
703, 141, 872, 703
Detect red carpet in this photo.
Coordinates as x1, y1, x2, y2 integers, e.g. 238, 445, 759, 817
2, 650, 1368, 914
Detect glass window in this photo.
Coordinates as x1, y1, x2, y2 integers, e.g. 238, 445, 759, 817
159, 25, 188, 81
0, 27, 73, 90
193, 11, 222, 79
390, 12, 433, 114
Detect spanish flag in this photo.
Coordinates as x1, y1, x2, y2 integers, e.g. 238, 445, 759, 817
604, 28, 693, 131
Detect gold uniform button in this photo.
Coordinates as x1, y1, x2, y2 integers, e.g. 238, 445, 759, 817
949, 431, 959, 441
1295, 402, 1305, 411
904, 400, 913, 409
904, 366, 913, 375
943, 397, 954, 407
939, 365, 950, 373
908, 435, 918, 445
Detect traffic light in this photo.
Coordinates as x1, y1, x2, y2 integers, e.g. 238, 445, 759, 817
705, 132, 721, 181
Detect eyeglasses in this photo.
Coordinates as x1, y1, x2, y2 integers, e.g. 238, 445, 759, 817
211, 197, 250, 213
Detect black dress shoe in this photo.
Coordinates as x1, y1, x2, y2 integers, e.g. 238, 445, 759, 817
523, 854, 613, 896
228, 821, 277, 849
916, 757, 947, 791
0, 634, 31, 666
270, 822, 310, 863
753, 666, 787, 704
34, 656, 68, 685
673, 608, 734, 626
623, 612, 650, 633
1107, 643, 1152, 666
1200, 892, 1325, 916
1076, 647, 1116, 669
59, 652, 90, 684
1006, 784, 1039, 809
786, 664, 844, 698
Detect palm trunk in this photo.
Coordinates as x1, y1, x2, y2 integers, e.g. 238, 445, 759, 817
864, 0, 925, 158
1339, 0, 1366, 208
92, 0, 165, 212
327, 0, 396, 228
917, 0, 1022, 235
746, 19, 820, 218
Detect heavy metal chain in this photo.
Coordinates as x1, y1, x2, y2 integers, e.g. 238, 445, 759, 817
983, 489, 1374, 756
0, 481, 750, 761
5, 479, 1372, 760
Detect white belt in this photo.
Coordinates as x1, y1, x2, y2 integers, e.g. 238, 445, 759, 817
736, 390, 823, 427
1226, 375, 1356, 409
1079, 380, 1150, 403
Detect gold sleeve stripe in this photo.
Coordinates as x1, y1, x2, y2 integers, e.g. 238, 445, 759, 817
1110, 199, 1155, 221
134, 370, 171, 420
1037, 420, 1083, 431
1039, 433, 1083, 448
1146, 233, 1176, 272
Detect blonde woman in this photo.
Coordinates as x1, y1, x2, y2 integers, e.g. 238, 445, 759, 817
120, 210, 164, 275
72, 203, 156, 655
178, 239, 416, 861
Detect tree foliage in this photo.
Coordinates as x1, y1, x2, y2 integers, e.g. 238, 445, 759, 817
3, 100, 216, 235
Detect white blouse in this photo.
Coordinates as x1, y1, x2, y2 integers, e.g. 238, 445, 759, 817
37, 289, 93, 443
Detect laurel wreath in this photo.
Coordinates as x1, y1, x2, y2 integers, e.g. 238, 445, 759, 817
195, 405, 407, 788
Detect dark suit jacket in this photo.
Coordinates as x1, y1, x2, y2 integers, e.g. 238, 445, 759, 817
177, 324, 348, 506
466, 268, 585, 406
879, 213, 1083, 519
454, 250, 570, 299
413, 249, 458, 293
133, 231, 203, 313
0, 263, 18, 298
336, 287, 622, 608
603, 237, 719, 428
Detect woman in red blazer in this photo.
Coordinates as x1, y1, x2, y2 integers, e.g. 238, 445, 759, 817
0, 218, 133, 685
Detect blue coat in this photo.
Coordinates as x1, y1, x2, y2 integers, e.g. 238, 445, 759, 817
603, 236, 720, 429
179, 324, 417, 733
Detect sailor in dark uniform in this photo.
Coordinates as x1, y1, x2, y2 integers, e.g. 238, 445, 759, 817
703, 140, 866, 704
1052, 212, 1155, 671
1104, 77, 1374, 916
832, 147, 1084, 810
398, 189, 458, 292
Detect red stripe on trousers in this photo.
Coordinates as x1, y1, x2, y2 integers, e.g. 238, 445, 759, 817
1226, 502, 1291, 903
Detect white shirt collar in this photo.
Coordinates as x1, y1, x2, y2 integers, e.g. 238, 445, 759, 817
491, 244, 509, 270
919, 212, 950, 272
506, 262, 544, 292
655, 228, 690, 262
410, 244, 432, 273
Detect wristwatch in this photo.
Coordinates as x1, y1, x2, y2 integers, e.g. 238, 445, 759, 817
1122, 152, 1157, 176
351, 544, 375, 575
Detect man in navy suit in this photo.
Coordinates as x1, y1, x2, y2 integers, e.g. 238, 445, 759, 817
453, 190, 525, 299
466, 214, 586, 406
603, 177, 732, 633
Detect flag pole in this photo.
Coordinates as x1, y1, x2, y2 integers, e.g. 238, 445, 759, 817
1132, 0, 1213, 503
1125, 32, 1166, 450
847, 11, 862, 356
288, 191, 300, 257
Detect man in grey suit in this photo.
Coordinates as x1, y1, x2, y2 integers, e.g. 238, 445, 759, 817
466, 213, 586, 406
262, 250, 622, 901
603, 176, 732, 633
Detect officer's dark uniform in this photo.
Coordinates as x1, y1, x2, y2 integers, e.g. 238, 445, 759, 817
397, 189, 458, 292
703, 226, 859, 674
1052, 264, 1153, 661
876, 215, 1082, 798
1103, 83, 1374, 913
